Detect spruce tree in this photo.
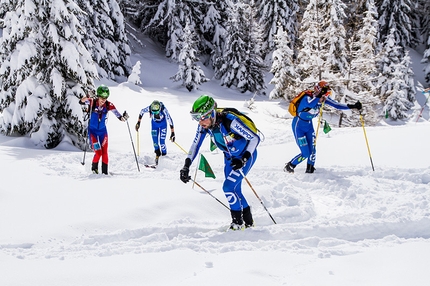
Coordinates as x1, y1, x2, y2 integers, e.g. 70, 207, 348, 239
296, 0, 325, 88
377, 0, 420, 49
0, 0, 97, 149
215, 1, 265, 93
342, 0, 380, 126
256, 0, 299, 59
420, 0, 430, 85
170, 22, 208, 91
147, 0, 205, 62
200, 1, 228, 68
378, 30, 416, 120
269, 26, 299, 100
76, 0, 132, 79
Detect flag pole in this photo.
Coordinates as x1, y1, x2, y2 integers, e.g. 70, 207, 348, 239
174, 142, 225, 209
192, 154, 201, 189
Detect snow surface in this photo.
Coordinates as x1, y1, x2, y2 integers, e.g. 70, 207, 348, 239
1, 31, 430, 286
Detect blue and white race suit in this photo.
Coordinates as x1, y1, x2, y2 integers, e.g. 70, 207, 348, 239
186, 112, 260, 211
291, 92, 350, 167
138, 102, 174, 155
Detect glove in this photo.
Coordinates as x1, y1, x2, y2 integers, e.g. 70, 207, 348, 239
170, 131, 175, 142
180, 159, 192, 183
231, 151, 251, 171
122, 111, 129, 120
347, 101, 362, 110
231, 158, 244, 170
135, 121, 140, 131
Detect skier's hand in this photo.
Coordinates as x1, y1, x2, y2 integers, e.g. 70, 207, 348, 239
170, 131, 175, 142
180, 166, 191, 183
231, 151, 251, 171
347, 101, 362, 110
230, 158, 244, 171
122, 111, 129, 120
135, 121, 140, 131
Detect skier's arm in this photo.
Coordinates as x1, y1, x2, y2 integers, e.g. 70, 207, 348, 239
324, 97, 350, 110
180, 126, 207, 183
229, 118, 260, 156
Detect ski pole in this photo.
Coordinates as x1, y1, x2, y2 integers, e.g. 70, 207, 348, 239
125, 112, 140, 172
136, 131, 140, 156
359, 112, 375, 171
173, 141, 188, 154
81, 134, 88, 165
175, 142, 227, 208
190, 178, 230, 210
221, 134, 276, 224
314, 101, 325, 146
239, 169, 277, 224
81, 95, 93, 165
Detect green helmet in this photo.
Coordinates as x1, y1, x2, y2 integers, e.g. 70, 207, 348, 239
96, 85, 110, 99
190, 95, 217, 121
150, 100, 161, 114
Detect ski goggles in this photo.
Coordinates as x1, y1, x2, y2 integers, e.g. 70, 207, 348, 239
190, 110, 213, 121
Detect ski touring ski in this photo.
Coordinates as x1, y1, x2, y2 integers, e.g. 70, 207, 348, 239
144, 164, 157, 169
144, 155, 159, 169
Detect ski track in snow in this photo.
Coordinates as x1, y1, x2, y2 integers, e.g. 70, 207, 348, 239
2, 149, 429, 261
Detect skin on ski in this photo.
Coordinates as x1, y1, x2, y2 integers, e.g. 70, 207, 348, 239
144, 155, 159, 169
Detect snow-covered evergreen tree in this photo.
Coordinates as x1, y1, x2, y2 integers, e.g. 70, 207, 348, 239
127, 60, 142, 85
215, 1, 266, 93
147, 0, 205, 62
383, 52, 416, 120
200, 1, 227, 68
419, 0, 430, 85
170, 22, 208, 91
296, 0, 325, 88
343, 0, 380, 126
256, 0, 299, 59
0, 0, 97, 149
322, 0, 349, 98
269, 26, 299, 100
76, 0, 132, 79
377, 0, 420, 49
348, 0, 378, 95
378, 30, 416, 120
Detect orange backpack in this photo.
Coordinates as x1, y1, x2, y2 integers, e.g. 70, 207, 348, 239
288, 90, 313, 116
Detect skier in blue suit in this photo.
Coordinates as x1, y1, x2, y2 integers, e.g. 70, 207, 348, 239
284, 81, 362, 174
179, 95, 261, 230
135, 100, 175, 160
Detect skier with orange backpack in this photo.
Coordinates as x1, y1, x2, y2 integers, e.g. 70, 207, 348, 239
284, 81, 362, 173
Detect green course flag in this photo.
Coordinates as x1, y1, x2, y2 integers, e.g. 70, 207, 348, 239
323, 120, 332, 134
198, 154, 216, 179
210, 140, 217, 151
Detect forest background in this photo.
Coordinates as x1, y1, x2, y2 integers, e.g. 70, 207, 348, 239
0, 0, 429, 149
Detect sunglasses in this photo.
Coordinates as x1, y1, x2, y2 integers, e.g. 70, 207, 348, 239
190, 110, 213, 121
